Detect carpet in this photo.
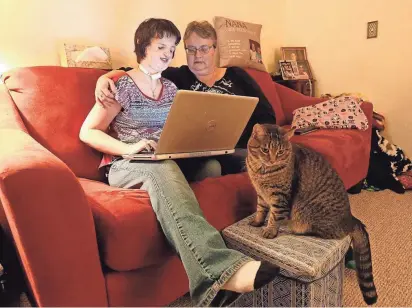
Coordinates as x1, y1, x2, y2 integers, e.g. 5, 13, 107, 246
344, 190, 412, 307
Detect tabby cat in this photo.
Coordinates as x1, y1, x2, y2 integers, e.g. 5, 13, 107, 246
246, 124, 377, 305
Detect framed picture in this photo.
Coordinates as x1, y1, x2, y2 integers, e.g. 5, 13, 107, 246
60, 43, 112, 69
281, 47, 307, 61
279, 60, 299, 80
296, 60, 312, 79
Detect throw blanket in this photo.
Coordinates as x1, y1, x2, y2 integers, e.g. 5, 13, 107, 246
364, 129, 412, 193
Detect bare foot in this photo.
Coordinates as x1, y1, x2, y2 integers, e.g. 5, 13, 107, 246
221, 261, 260, 293
221, 260, 280, 293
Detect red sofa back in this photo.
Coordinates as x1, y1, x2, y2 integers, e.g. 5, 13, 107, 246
2, 66, 289, 181
3, 66, 106, 181
244, 68, 286, 126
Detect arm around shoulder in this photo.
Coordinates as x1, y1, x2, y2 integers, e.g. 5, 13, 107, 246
95, 69, 129, 104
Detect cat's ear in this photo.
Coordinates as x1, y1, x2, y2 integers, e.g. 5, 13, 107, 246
284, 128, 296, 140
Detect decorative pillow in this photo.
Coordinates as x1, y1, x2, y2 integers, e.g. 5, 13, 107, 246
291, 96, 369, 130
60, 43, 112, 69
214, 16, 266, 72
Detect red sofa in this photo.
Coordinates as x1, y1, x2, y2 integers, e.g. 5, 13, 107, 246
0, 66, 372, 306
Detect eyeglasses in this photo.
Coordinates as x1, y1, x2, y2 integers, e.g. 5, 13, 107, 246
185, 45, 215, 55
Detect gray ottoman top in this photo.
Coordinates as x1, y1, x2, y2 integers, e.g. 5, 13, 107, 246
222, 214, 351, 282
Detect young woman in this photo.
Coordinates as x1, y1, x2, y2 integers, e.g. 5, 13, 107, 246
80, 18, 278, 307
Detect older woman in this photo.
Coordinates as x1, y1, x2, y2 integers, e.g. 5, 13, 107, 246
82, 18, 278, 307
96, 21, 276, 174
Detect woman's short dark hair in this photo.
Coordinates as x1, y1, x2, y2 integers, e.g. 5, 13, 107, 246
134, 18, 181, 63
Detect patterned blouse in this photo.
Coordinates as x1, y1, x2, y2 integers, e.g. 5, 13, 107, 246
100, 74, 177, 168
111, 74, 177, 143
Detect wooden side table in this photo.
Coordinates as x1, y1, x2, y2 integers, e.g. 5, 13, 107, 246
271, 75, 316, 97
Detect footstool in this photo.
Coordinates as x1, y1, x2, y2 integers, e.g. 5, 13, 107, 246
223, 214, 351, 307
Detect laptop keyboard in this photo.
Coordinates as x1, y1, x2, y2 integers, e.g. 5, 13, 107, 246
140, 149, 154, 154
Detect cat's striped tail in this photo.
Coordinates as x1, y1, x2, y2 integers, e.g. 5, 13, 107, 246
350, 218, 378, 305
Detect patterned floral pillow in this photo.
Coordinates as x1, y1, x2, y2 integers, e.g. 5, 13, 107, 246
291, 96, 369, 130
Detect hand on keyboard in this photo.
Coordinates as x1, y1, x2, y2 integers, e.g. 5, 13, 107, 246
126, 139, 157, 155
140, 148, 154, 154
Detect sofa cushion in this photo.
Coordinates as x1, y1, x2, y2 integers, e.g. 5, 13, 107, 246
244, 68, 286, 126
3, 66, 106, 181
80, 172, 257, 271
288, 126, 371, 189
105, 255, 189, 307
80, 178, 171, 271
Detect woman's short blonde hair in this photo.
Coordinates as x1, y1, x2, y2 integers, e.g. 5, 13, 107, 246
184, 21, 217, 45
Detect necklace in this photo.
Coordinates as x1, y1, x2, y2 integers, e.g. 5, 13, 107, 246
150, 82, 158, 98
138, 64, 160, 98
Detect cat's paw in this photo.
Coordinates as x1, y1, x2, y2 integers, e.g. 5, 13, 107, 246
249, 219, 265, 227
261, 227, 278, 239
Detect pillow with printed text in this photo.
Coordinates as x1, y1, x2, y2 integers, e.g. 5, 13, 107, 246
214, 16, 266, 72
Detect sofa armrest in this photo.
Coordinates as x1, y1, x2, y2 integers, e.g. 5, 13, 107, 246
360, 101, 373, 123
0, 129, 107, 306
274, 82, 327, 124
0, 85, 27, 131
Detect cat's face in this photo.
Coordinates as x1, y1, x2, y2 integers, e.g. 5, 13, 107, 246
247, 124, 294, 172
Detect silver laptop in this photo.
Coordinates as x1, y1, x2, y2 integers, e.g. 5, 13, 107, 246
122, 90, 258, 161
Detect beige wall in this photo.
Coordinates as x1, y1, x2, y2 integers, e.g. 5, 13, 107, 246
1, 0, 411, 156
0, 0, 116, 69
110, 0, 282, 70
0, 0, 281, 71
276, 0, 412, 156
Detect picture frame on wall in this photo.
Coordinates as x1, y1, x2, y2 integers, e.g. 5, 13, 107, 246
281, 47, 307, 61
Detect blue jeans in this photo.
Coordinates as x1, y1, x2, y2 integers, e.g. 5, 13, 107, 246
108, 158, 252, 306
